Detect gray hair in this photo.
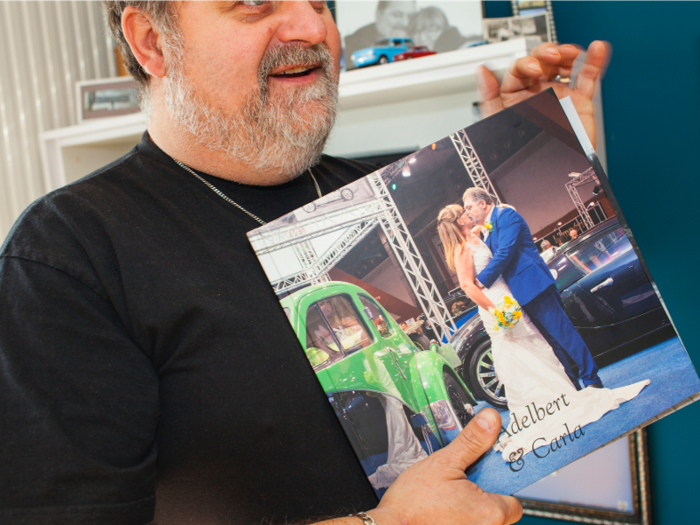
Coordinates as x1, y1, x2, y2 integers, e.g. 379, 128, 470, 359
463, 187, 494, 205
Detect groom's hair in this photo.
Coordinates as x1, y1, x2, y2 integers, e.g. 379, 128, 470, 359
463, 187, 494, 205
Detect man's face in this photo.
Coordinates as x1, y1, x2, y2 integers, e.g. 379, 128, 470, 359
161, 1, 341, 182
376, 2, 415, 38
463, 197, 489, 225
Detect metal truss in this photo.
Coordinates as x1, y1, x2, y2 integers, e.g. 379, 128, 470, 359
565, 167, 597, 230
250, 172, 456, 341
271, 220, 378, 294
450, 129, 501, 204
369, 170, 455, 342
249, 199, 385, 255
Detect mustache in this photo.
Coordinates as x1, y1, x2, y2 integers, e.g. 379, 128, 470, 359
257, 43, 334, 93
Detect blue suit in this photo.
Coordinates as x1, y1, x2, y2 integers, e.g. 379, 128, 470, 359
477, 206, 601, 388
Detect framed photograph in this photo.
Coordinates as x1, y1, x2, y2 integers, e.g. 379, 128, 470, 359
335, 1, 485, 70
516, 429, 651, 524
511, 0, 557, 43
248, 89, 700, 499
76, 77, 140, 122
483, 13, 552, 44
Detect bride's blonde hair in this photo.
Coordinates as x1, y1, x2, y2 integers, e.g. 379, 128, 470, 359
437, 204, 467, 272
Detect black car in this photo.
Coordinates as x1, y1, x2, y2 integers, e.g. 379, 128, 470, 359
419, 290, 478, 342
451, 217, 674, 408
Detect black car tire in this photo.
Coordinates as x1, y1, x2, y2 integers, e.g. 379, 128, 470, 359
378, 55, 389, 65
408, 332, 431, 351
443, 371, 474, 429
468, 340, 508, 409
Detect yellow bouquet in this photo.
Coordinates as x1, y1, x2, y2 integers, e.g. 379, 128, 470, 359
489, 296, 522, 331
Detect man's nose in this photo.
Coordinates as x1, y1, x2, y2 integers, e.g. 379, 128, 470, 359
276, 1, 327, 46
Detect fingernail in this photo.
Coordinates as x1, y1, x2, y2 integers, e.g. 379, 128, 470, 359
528, 62, 541, 73
475, 410, 497, 431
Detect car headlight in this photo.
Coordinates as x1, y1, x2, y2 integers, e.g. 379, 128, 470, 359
430, 399, 456, 430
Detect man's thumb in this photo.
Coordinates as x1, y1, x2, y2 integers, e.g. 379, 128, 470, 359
435, 408, 501, 472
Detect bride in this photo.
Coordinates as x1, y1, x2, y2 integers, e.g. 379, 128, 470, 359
436, 204, 650, 462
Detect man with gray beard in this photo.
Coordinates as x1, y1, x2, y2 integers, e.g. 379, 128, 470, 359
0, 2, 606, 525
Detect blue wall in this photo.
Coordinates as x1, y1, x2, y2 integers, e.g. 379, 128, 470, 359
484, 2, 700, 524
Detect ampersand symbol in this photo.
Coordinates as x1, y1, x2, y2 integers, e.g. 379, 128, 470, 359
508, 448, 525, 472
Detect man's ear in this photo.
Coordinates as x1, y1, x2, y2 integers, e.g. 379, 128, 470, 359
121, 6, 166, 79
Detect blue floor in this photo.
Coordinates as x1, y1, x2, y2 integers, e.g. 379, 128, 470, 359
466, 336, 700, 495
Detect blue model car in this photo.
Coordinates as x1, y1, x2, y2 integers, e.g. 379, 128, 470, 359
351, 38, 415, 68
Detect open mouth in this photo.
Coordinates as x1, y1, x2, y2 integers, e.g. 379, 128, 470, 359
269, 65, 320, 79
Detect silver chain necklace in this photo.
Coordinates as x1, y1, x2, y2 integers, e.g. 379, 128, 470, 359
172, 159, 322, 225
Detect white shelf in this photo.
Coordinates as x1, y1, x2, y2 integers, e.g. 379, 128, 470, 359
338, 38, 535, 110
40, 39, 536, 191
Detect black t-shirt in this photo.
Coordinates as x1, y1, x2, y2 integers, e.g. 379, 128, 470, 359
0, 133, 380, 525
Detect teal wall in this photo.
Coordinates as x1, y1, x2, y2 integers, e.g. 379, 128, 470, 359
483, 2, 700, 524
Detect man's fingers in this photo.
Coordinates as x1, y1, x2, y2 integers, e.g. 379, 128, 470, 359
572, 40, 608, 100
475, 65, 505, 118
495, 494, 524, 525
500, 56, 543, 94
544, 44, 580, 80
433, 408, 501, 473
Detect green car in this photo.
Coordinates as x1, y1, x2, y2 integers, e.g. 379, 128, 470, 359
281, 282, 477, 483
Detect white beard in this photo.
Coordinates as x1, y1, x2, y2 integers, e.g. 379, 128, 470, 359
163, 44, 338, 182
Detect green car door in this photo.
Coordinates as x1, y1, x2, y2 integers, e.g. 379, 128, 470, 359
295, 287, 421, 412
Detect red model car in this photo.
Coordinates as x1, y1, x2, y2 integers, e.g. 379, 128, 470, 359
394, 46, 437, 61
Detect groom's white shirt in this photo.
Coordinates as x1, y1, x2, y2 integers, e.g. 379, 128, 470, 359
482, 206, 495, 240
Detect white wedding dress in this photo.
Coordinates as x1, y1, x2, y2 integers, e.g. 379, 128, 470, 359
469, 239, 650, 461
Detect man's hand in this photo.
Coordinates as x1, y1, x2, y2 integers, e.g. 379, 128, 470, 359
369, 408, 522, 525
476, 41, 608, 149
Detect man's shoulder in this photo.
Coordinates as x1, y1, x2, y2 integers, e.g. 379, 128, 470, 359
1, 144, 168, 263
495, 205, 525, 224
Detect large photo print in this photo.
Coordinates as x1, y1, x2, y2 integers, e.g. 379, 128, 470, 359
248, 90, 700, 497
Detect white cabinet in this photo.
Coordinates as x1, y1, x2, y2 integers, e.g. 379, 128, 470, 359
40, 39, 536, 191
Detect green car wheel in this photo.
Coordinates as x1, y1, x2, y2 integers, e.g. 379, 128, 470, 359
443, 371, 474, 429
408, 332, 431, 351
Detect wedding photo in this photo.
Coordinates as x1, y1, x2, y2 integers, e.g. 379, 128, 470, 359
248, 90, 700, 497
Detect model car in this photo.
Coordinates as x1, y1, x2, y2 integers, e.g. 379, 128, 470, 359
281, 282, 477, 469
393, 46, 437, 61
350, 38, 416, 68
450, 217, 674, 409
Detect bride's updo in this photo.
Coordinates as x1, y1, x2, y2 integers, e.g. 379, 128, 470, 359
437, 204, 467, 272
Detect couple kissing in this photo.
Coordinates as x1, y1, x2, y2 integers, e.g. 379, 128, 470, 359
437, 188, 650, 460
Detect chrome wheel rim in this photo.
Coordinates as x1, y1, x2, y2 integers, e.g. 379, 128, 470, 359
476, 347, 506, 404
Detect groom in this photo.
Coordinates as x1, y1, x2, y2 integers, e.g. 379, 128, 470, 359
463, 187, 603, 390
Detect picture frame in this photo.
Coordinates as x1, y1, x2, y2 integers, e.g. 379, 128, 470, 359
334, 1, 485, 71
76, 77, 140, 122
483, 13, 552, 45
517, 429, 651, 525
511, 0, 557, 43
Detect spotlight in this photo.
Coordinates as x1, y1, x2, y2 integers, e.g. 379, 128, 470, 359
568, 172, 581, 178
431, 143, 436, 150
408, 157, 417, 164
592, 185, 602, 196
401, 165, 411, 177
587, 201, 596, 209
391, 183, 397, 191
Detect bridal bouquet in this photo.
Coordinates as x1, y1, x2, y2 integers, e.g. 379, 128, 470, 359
490, 296, 522, 331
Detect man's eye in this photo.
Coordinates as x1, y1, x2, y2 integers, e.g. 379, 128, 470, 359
241, 0, 268, 5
